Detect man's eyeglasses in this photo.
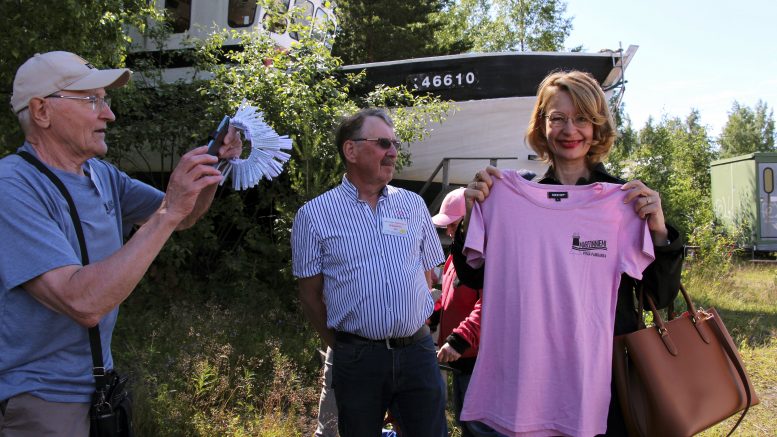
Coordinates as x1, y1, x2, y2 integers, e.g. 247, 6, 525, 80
46, 94, 111, 113
351, 137, 401, 149
544, 113, 592, 128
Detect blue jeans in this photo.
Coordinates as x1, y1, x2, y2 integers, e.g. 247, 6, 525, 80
333, 334, 447, 437
452, 372, 507, 437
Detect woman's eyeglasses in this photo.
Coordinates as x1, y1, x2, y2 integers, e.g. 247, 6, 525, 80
544, 113, 592, 128
351, 137, 401, 149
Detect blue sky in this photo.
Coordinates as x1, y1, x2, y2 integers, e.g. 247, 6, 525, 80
565, 0, 777, 138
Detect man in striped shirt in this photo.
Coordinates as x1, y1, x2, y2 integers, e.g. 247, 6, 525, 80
292, 108, 447, 437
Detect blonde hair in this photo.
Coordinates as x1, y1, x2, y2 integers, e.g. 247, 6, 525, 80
525, 70, 616, 165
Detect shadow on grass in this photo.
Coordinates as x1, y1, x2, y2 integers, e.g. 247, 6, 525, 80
688, 300, 777, 347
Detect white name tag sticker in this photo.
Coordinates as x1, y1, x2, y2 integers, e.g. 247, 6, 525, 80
382, 217, 409, 236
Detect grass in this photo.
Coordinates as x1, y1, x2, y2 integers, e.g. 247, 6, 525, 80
687, 261, 777, 436
113, 260, 776, 436
113, 289, 322, 436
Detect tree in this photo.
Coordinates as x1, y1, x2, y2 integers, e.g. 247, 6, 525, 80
0, 0, 156, 153
610, 110, 716, 238
606, 101, 639, 177
331, 0, 574, 65
332, 0, 466, 64
718, 100, 776, 158
440, 0, 573, 52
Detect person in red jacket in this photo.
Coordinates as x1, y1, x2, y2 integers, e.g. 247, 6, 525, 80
433, 188, 505, 437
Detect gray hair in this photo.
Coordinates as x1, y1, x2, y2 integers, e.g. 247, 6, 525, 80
335, 108, 394, 162
17, 108, 32, 134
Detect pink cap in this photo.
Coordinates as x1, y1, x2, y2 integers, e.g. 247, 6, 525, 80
432, 187, 466, 227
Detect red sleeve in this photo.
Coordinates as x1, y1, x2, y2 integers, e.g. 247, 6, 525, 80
452, 296, 482, 349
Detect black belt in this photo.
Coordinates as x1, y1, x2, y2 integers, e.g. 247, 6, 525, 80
335, 325, 430, 349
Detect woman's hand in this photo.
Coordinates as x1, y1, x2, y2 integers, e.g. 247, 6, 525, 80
621, 179, 670, 246
463, 166, 503, 231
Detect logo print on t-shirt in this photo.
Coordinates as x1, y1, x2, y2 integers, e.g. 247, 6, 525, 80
570, 232, 607, 258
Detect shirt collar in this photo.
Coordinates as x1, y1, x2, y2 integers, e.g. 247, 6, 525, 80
538, 162, 615, 185
20, 141, 93, 178
340, 174, 388, 202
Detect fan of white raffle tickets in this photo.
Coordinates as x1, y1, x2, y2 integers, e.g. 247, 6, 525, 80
217, 101, 293, 190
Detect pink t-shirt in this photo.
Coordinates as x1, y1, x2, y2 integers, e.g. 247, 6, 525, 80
460, 170, 654, 437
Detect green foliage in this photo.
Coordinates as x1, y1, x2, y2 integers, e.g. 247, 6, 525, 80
440, 0, 573, 52
108, 81, 212, 178
683, 263, 777, 436
606, 107, 768, 267
607, 103, 639, 176
205, 30, 355, 203
114, 295, 319, 436
608, 110, 718, 238
685, 219, 738, 280
0, 0, 158, 153
99, 15, 451, 307
718, 100, 776, 158
332, 0, 465, 64
322, 0, 576, 64
199, 27, 451, 201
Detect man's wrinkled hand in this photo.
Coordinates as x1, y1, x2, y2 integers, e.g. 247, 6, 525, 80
218, 126, 243, 160
162, 146, 223, 223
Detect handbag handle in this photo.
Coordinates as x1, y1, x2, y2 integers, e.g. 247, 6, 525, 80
639, 284, 711, 355
637, 283, 754, 436
707, 310, 754, 436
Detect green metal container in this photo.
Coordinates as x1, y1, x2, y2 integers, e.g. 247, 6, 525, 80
710, 152, 777, 251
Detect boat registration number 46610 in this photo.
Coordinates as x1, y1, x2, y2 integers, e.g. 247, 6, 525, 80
407, 70, 479, 91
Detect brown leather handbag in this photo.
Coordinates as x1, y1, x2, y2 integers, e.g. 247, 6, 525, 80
612, 284, 759, 437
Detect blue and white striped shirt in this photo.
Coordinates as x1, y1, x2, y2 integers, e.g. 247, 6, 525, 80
292, 175, 444, 340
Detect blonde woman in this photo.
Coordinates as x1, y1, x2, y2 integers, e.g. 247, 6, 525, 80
452, 71, 684, 436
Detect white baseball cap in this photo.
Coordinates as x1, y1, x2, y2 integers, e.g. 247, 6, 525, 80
11, 51, 131, 113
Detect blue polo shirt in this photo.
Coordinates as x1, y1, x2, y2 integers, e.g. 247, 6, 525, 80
0, 143, 164, 403
292, 175, 444, 340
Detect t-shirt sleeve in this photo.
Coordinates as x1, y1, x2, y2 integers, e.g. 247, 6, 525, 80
619, 214, 655, 280
90, 160, 163, 235
463, 202, 486, 269
0, 179, 80, 290
291, 206, 322, 279
119, 175, 164, 225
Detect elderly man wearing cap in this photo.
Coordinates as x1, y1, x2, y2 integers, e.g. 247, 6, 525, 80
0, 51, 241, 435
433, 188, 505, 437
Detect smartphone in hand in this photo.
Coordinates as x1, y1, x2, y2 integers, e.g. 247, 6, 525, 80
206, 116, 231, 157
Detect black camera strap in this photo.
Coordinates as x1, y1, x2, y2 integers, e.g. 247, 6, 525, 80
17, 151, 110, 391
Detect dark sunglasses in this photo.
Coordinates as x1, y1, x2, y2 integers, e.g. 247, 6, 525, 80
351, 137, 401, 149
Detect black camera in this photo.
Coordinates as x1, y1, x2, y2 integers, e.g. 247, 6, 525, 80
90, 371, 133, 437
207, 116, 231, 156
